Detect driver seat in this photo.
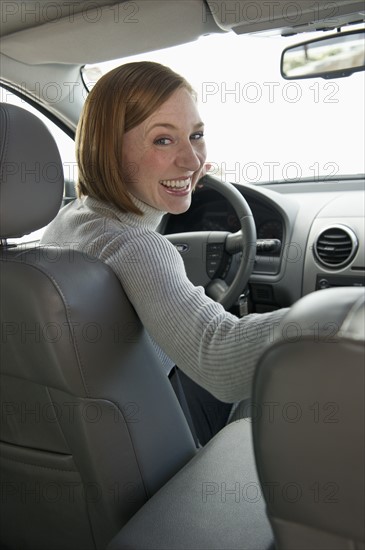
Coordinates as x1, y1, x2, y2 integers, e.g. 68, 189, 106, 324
0, 103, 197, 549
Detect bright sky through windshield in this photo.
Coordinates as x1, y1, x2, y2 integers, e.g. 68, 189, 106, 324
87, 31, 365, 183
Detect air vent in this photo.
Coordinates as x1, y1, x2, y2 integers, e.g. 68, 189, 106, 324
314, 225, 358, 268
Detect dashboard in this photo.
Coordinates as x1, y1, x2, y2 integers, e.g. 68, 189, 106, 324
164, 191, 284, 241
163, 178, 365, 312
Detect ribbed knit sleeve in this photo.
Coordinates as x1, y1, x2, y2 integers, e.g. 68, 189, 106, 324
100, 228, 287, 403
41, 197, 289, 403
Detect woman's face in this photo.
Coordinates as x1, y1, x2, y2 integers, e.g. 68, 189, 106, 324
121, 87, 207, 214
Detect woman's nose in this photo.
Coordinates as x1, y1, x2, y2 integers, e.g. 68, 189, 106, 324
176, 141, 202, 171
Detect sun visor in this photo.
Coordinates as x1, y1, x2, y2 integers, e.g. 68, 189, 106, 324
206, 0, 365, 36
1, 0, 223, 65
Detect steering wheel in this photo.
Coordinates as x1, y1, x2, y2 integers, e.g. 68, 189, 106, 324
166, 175, 257, 310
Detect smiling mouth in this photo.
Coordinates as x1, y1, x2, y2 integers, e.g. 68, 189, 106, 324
159, 177, 192, 190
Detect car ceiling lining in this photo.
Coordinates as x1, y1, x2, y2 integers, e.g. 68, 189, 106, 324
2, 1, 365, 66
206, 1, 365, 35
0, 0, 222, 65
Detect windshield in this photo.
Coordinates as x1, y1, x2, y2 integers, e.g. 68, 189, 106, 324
83, 30, 365, 185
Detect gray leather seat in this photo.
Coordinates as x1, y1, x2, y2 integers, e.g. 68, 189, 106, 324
0, 103, 197, 549
107, 418, 275, 550
253, 286, 365, 549
106, 286, 364, 550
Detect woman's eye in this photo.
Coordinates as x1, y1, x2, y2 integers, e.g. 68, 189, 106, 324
154, 137, 172, 146
191, 132, 204, 141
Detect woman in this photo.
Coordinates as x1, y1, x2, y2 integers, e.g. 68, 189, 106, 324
41, 61, 287, 443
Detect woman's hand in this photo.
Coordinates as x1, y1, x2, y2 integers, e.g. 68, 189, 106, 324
196, 163, 212, 188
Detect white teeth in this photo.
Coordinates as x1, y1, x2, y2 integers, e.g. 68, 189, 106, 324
160, 178, 191, 189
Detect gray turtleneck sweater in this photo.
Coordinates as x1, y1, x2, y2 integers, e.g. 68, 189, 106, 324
41, 195, 288, 403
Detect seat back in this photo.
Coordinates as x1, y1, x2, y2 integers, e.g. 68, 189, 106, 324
0, 103, 196, 549
252, 286, 365, 549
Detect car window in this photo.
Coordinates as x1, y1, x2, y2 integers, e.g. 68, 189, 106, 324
83, 29, 364, 184
0, 87, 77, 244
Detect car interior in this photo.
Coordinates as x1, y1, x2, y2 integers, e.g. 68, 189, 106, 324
1, 1, 364, 549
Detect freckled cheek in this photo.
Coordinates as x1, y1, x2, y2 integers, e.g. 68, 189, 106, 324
121, 146, 141, 183
143, 150, 173, 175
122, 156, 140, 184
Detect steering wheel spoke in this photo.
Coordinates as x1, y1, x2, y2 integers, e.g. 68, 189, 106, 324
205, 278, 229, 302
225, 230, 244, 254
166, 176, 256, 309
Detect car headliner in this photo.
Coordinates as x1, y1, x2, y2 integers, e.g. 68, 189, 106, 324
1, 1, 364, 64
1, 1, 364, 129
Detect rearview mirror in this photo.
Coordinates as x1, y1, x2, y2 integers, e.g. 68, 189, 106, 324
281, 29, 365, 80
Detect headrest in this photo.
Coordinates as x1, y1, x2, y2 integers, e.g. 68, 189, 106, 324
252, 286, 365, 544
0, 103, 64, 238
276, 286, 365, 343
